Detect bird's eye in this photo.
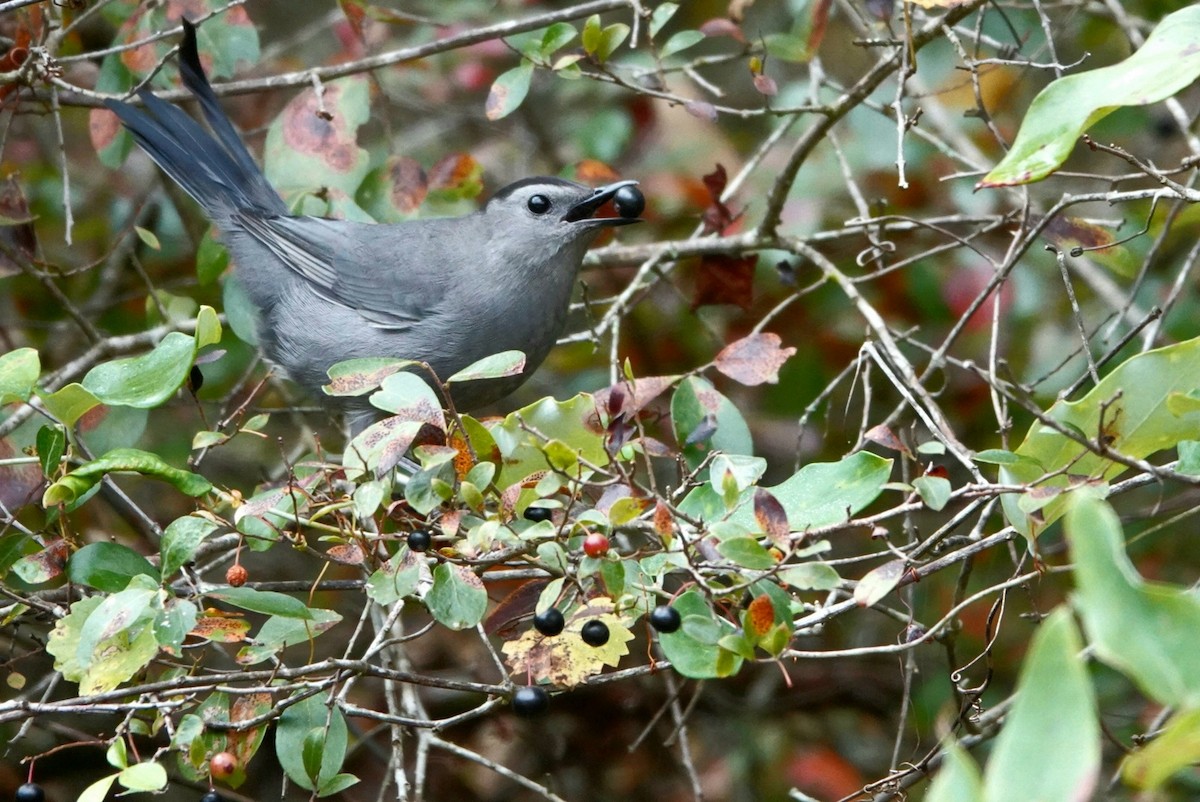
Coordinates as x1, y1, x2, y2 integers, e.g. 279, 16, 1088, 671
527, 194, 551, 215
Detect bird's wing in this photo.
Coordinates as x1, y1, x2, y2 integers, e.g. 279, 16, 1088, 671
236, 214, 452, 330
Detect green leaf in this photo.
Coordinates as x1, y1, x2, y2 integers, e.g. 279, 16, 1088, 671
1001, 336, 1200, 538
777, 562, 840, 591
117, 761, 168, 792
46, 578, 162, 694
671, 376, 753, 469
0, 347, 39, 404
982, 608, 1099, 802
981, 6, 1200, 186
658, 589, 744, 679
68, 542, 159, 591
365, 550, 424, 605
276, 691, 349, 794
1065, 493, 1200, 707
493, 394, 608, 489
649, 3, 679, 38
42, 448, 211, 507
926, 742, 983, 802
81, 331, 196, 408
108, 738, 128, 769
195, 305, 222, 349
318, 773, 361, 796
724, 451, 892, 530
1122, 708, 1200, 790
1179, 440, 1200, 475
426, 563, 487, 630
36, 382, 100, 429
134, 225, 161, 250
236, 609, 342, 665
447, 350, 526, 383
716, 537, 776, 569
77, 774, 118, 802
35, 424, 66, 477
539, 22, 577, 57
160, 515, 220, 579
972, 448, 1031, 466
486, 62, 534, 121
222, 276, 260, 345
660, 30, 704, 59
913, 474, 951, 511
581, 15, 601, 54
595, 23, 630, 63
208, 587, 314, 619
195, 228, 229, 285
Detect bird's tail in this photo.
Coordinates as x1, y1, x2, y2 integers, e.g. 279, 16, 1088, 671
104, 19, 286, 219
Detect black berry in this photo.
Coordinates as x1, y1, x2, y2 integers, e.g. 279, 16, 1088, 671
649, 605, 681, 634
533, 608, 565, 636
523, 505, 554, 523
201, 792, 226, 802
408, 529, 432, 552
511, 685, 550, 717
16, 784, 45, 802
614, 185, 645, 219
580, 619, 610, 646
188, 364, 204, 393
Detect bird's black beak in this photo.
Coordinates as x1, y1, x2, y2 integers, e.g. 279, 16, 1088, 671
562, 180, 642, 226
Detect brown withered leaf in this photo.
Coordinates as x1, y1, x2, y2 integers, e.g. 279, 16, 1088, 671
692, 254, 756, 310
653, 499, 675, 543
385, 156, 428, 213
326, 543, 365, 565
15, 538, 68, 584
699, 18, 746, 42
593, 375, 679, 421
0, 175, 37, 278
486, 579, 548, 637
863, 424, 913, 459
753, 488, 789, 546
0, 436, 41, 508
714, 332, 796, 384
574, 159, 620, 183
700, 164, 736, 234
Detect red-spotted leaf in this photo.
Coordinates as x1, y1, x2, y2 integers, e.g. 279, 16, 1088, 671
753, 488, 789, 546
486, 62, 534, 121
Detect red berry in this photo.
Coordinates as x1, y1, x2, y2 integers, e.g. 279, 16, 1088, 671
225, 564, 247, 587
209, 751, 237, 780
582, 532, 610, 558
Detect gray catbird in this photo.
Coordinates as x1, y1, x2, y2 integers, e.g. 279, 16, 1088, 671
106, 20, 641, 434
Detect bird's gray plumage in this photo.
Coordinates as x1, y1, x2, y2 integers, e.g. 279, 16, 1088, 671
105, 20, 639, 435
